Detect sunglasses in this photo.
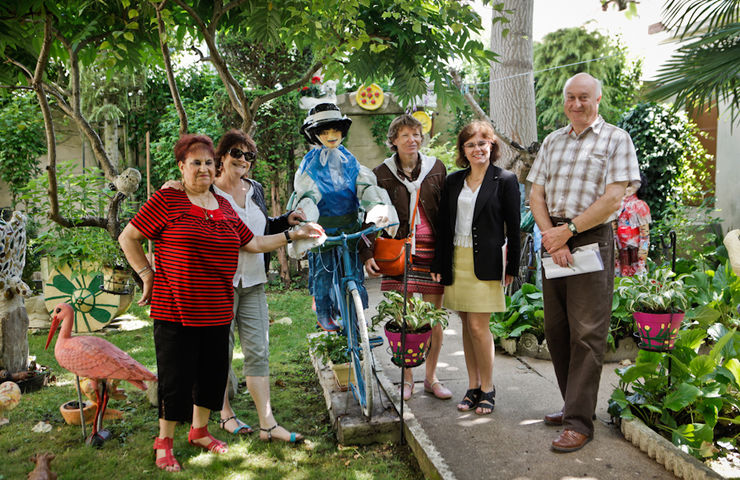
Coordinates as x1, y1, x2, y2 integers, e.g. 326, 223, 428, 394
229, 148, 257, 161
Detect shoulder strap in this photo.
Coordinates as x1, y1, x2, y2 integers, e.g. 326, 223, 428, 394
408, 191, 421, 239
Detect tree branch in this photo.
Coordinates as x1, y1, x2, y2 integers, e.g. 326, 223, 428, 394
172, 0, 249, 128
248, 60, 324, 119
190, 44, 211, 63
157, 1, 188, 135
449, 68, 539, 180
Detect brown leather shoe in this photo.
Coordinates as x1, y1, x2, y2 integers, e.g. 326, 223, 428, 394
551, 429, 591, 452
544, 411, 563, 426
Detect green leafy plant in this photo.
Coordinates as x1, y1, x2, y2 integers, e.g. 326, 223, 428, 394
19, 161, 131, 271
371, 291, 449, 332
610, 277, 638, 349
308, 332, 350, 364
490, 283, 545, 341
608, 326, 740, 459
685, 258, 740, 331
616, 267, 696, 314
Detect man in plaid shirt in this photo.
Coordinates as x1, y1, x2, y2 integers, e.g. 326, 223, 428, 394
527, 72, 640, 453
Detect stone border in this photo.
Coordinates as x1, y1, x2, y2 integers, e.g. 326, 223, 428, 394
498, 334, 639, 362
621, 417, 725, 480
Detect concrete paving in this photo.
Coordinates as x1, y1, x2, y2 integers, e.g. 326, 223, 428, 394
365, 277, 678, 480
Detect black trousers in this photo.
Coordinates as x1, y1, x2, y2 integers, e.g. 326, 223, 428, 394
153, 320, 230, 422
542, 222, 614, 437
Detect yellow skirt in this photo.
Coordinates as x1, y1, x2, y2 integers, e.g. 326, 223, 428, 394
443, 246, 506, 313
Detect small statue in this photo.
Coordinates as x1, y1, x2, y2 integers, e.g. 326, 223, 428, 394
28, 452, 57, 480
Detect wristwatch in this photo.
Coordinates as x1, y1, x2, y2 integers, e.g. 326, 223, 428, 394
567, 221, 578, 236
284, 230, 293, 244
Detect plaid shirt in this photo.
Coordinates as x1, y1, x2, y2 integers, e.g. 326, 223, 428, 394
527, 115, 640, 223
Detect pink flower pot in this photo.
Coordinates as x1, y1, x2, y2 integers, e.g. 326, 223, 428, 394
384, 324, 432, 368
633, 312, 685, 351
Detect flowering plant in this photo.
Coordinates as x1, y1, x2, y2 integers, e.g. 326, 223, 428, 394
616, 267, 695, 313
299, 75, 324, 97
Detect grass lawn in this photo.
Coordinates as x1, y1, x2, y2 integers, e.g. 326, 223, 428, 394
1, 288, 422, 480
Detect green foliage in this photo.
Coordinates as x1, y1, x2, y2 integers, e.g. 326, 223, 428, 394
610, 277, 638, 349
372, 291, 449, 332
369, 114, 395, 150
617, 102, 713, 221
421, 134, 457, 172
608, 327, 740, 459
616, 266, 696, 314
533, 27, 642, 138
649, 0, 740, 126
444, 62, 490, 139
19, 161, 130, 269
0, 92, 44, 204
685, 258, 740, 331
650, 198, 721, 267
491, 283, 545, 341
308, 332, 351, 364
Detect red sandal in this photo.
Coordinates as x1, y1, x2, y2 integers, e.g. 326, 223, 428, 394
188, 425, 228, 454
153, 436, 181, 472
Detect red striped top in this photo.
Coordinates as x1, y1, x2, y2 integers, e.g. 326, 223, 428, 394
130, 188, 254, 327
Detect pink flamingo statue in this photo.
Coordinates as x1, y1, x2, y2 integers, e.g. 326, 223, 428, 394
45, 303, 157, 445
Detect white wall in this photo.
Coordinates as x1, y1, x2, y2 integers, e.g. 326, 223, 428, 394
714, 101, 740, 230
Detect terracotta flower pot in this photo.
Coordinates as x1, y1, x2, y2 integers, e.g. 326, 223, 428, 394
59, 400, 123, 425
633, 312, 685, 351
384, 323, 432, 368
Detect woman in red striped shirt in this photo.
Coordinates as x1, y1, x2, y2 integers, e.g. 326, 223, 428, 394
119, 134, 321, 472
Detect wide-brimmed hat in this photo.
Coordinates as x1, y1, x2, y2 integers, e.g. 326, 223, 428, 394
300, 103, 352, 145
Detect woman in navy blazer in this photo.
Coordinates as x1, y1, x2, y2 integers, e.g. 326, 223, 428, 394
431, 120, 520, 415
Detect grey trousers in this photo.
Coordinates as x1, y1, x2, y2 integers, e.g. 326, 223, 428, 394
228, 284, 270, 381
542, 222, 614, 437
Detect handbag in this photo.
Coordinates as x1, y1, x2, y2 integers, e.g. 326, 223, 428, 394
373, 192, 420, 276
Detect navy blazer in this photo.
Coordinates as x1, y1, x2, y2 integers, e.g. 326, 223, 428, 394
431, 164, 520, 285
247, 179, 291, 273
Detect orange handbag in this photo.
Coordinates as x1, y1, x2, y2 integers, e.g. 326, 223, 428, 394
373, 193, 420, 276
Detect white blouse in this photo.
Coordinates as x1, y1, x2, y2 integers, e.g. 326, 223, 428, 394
214, 183, 268, 288
453, 181, 481, 248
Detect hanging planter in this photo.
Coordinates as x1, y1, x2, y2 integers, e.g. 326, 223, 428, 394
371, 291, 448, 369
384, 322, 432, 368
633, 312, 685, 351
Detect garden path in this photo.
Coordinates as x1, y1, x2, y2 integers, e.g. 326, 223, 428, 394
365, 277, 678, 480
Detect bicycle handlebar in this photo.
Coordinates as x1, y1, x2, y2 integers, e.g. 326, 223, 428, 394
321, 222, 398, 247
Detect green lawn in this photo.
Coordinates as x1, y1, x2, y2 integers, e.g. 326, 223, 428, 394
2, 289, 421, 480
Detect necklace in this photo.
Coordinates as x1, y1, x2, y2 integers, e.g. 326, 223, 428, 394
185, 187, 213, 220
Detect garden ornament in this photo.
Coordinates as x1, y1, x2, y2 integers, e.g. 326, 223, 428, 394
111, 167, 142, 196
45, 303, 157, 446
288, 103, 397, 332
28, 452, 57, 480
0, 211, 31, 300
0, 380, 21, 425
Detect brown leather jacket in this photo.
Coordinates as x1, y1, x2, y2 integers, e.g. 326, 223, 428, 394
371, 152, 446, 240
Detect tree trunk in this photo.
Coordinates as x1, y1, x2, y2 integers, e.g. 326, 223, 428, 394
489, 0, 537, 184
271, 170, 290, 287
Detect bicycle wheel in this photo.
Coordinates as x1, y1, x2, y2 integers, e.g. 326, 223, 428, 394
349, 288, 374, 417
506, 234, 535, 296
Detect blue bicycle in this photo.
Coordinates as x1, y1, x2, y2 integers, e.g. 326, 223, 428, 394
321, 223, 390, 417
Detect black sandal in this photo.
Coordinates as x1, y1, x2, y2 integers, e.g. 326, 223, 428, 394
259, 424, 304, 444
457, 387, 482, 411
475, 387, 496, 415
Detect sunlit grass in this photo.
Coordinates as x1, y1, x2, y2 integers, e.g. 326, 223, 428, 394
2, 288, 422, 480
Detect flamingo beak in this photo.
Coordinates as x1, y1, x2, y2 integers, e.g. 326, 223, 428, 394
45, 313, 60, 350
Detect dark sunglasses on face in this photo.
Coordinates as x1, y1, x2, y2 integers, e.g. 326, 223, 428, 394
229, 148, 257, 161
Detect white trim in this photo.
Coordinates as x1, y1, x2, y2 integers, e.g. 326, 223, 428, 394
307, 110, 343, 122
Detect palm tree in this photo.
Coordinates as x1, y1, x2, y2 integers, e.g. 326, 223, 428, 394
649, 0, 740, 125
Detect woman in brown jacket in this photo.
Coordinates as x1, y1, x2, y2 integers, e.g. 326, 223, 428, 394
365, 114, 450, 401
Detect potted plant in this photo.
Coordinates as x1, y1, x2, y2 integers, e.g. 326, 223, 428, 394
616, 267, 695, 351
371, 291, 449, 368
309, 333, 354, 390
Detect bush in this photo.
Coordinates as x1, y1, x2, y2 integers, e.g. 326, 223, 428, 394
617, 102, 713, 222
